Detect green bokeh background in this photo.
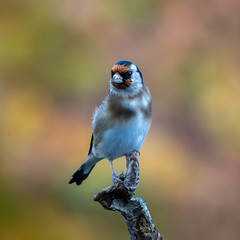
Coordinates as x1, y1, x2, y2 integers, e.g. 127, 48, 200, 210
1, 0, 240, 239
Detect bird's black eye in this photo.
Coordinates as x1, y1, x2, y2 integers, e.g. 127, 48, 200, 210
125, 71, 132, 78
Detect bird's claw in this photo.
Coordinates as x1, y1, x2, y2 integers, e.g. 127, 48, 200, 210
112, 171, 124, 183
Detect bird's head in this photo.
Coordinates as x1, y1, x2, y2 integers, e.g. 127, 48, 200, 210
110, 60, 144, 97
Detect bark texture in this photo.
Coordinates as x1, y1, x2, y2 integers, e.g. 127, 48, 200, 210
94, 151, 163, 240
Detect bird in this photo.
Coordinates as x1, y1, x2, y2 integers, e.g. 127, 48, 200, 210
69, 60, 152, 186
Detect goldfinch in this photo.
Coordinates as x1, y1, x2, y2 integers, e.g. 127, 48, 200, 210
69, 60, 152, 186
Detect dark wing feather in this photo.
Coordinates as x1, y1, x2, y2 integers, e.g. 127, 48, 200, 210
88, 134, 94, 155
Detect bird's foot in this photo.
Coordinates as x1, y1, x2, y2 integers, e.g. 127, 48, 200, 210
110, 161, 124, 183
112, 170, 124, 183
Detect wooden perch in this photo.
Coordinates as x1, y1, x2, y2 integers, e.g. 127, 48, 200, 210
94, 151, 163, 240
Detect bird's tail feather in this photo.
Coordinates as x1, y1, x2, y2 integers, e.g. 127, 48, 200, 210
69, 155, 100, 186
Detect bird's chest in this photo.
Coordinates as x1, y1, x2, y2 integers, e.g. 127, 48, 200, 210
102, 111, 149, 160
93, 93, 151, 160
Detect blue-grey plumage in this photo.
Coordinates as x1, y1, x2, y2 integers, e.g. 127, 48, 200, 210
69, 60, 152, 186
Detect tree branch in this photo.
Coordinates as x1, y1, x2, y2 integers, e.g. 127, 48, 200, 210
94, 151, 163, 240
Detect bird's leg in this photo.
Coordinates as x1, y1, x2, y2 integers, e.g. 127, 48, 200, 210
110, 161, 122, 183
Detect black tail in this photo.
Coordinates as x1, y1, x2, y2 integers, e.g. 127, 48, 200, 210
69, 164, 95, 186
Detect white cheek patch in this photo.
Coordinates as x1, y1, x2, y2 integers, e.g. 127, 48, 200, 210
131, 72, 142, 86
130, 64, 137, 71
130, 72, 142, 91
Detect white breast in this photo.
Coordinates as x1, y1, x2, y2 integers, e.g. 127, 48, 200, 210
100, 111, 151, 160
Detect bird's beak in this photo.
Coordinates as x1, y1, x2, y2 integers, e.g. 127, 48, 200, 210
111, 73, 123, 84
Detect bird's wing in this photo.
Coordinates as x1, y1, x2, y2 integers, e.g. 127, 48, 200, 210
89, 91, 112, 156
88, 134, 94, 155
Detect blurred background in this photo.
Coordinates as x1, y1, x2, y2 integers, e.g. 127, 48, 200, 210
1, 0, 240, 239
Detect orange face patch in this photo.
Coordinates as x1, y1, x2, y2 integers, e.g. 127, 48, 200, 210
112, 64, 131, 74
112, 79, 132, 89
